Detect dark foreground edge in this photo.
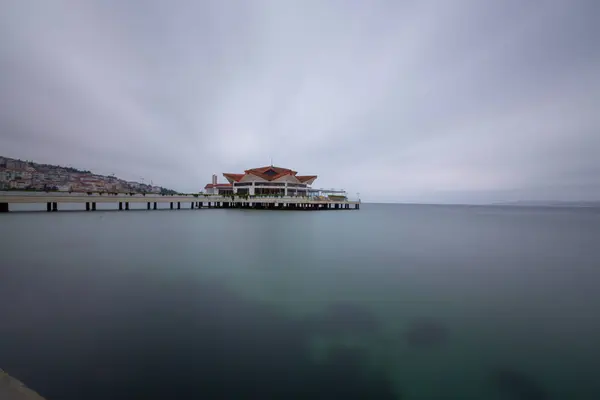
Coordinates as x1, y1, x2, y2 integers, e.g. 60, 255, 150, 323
0, 369, 46, 400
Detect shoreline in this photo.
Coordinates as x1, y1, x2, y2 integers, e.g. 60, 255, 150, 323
0, 369, 46, 400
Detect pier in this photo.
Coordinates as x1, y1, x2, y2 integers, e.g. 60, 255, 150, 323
0, 193, 360, 213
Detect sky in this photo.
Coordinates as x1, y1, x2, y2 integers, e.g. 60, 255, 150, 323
1, 0, 599, 203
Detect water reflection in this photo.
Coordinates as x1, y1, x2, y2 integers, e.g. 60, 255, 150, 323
404, 319, 449, 348
4, 204, 599, 398
1, 273, 397, 399
308, 302, 380, 336
491, 368, 548, 400
305, 345, 401, 399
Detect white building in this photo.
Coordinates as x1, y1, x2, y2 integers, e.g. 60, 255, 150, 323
9, 180, 30, 189
20, 171, 32, 180
57, 184, 72, 192
0, 169, 30, 182
204, 166, 317, 196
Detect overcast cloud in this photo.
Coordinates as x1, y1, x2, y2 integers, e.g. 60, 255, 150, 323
1, 0, 599, 203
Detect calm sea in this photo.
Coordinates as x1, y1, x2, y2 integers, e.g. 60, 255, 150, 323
1, 203, 599, 399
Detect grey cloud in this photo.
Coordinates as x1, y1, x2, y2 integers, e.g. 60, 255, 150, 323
1, 0, 599, 202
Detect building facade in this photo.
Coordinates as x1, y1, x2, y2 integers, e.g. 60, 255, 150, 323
204, 166, 317, 196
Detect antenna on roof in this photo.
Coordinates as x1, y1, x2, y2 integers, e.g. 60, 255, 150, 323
270, 156, 273, 166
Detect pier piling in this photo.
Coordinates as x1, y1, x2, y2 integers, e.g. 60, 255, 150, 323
0, 194, 360, 213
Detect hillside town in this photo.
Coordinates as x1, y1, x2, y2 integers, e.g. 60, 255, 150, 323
0, 156, 176, 194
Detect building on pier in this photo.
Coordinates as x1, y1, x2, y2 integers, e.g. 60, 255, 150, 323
204, 166, 318, 196
308, 189, 349, 201
203, 173, 234, 196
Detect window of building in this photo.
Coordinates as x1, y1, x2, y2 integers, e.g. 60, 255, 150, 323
263, 169, 277, 177
255, 182, 284, 186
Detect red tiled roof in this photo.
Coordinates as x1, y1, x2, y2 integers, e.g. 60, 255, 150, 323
220, 166, 317, 184
296, 175, 318, 183
223, 173, 245, 182
245, 169, 295, 181
245, 166, 298, 175
241, 166, 311, 182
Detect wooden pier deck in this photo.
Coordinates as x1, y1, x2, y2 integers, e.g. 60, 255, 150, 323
0, 193, 360, 212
